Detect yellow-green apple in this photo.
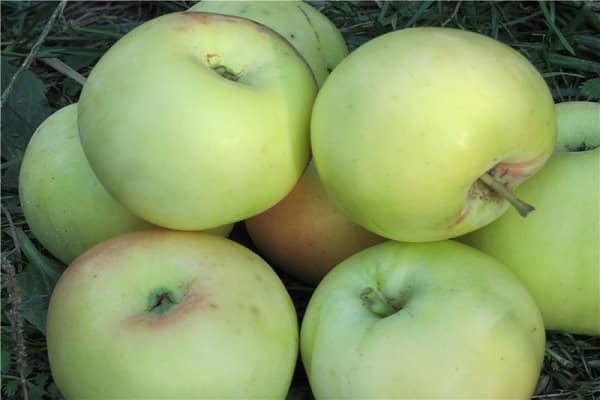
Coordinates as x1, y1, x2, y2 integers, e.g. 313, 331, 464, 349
190, 0, 348, 86
18, 104, 232, 265
300, 240, 545, 398
459, 101, 600, 335
78, 12, 317, 230
554, 101, 600, 151
18, 104, 152, 264
246, 161, 384, 285
47, 230, 298, 399
311, 27, 556, 242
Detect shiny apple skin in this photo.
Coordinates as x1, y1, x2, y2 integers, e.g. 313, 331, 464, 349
459, 101, 600, 335
47, 230, 298, 398
78, 12, 317, 230
301, 240, 545, 399
311, 27, 556, 242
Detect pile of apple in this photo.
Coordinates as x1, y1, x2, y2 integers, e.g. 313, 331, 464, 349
18, 1, 599, 399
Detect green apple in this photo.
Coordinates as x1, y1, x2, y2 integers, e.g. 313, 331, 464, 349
47, 230, 298, 398
18, 104, 232, 264
554, 101, 600, 151
18, 104, 152, 264
301, 240, 545, 398
189, 0, 348, 86
246, 161, 384, 285
311, 27, 556, 242
78, 12, 317, 230
459, 101, 600, 335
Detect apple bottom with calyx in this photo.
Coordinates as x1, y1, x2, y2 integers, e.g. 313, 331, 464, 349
301, 240, 545, 399
246, 161, 384, 285
459, 101, 600, 335
47, 230, 298, 399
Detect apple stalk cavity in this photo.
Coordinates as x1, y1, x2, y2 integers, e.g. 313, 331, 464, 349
147, 288, 182, 315
211, 65, 239, 82
360, 287, 404, 318
479, 172, 535, 217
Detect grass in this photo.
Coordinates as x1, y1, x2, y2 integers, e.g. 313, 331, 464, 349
1, 1, 599, 399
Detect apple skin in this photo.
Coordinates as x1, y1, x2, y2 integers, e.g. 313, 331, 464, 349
301, 240, 545, 399
554, 101, 600, 151
459, 101, 600, 335
18, 104, 232, 264
18, 104, 153, 264
311, 27, 556, 242
246, 161, 384, 285
47, 230, 298, 399
190, 0, 348, 86
78, 12, 317, 230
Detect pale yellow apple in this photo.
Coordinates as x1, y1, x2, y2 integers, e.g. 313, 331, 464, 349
301, 240, 545, 398
459, 101, 600, 335
78, 12, 317, 230
19, 104, 232, 264
311, 27, 556, 242
47, 230, 298, 398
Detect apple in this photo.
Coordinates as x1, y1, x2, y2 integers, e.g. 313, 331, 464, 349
459, 101, 600, 335
18, 104, 152, 264
246, 161, 384, 285
311, 27, 556, 242
18, 104, 232, 265
47, 230, 299, 398
78, 12, 318, 230
300, 240, 545, 398
190, 0, 348, 86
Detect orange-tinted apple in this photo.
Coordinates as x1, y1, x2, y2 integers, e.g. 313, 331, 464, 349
246, 162, 384, 285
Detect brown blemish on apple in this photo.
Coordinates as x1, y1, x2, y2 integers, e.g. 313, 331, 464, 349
448, 180, 500, 229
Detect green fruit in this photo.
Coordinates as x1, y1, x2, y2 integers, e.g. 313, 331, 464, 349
459, 101, 600, 335
19, 104, 233, 264
78, 12, 317, 230
190, 0, 348, 86
301, 240, 545, 398
47, 230, 299, 398
19, 104, 153, 264
311, 27, 556, 242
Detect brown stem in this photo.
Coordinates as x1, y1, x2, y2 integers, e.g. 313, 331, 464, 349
480, 173, 535, 217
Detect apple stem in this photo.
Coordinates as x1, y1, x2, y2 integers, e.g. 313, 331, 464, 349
360, 287, 402, 317
479, 173, 535, 217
